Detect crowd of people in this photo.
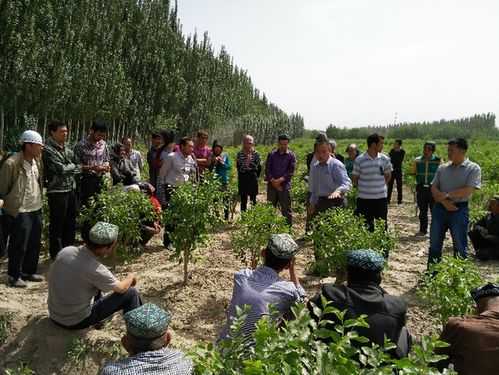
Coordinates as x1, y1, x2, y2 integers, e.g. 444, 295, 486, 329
0, 120, 498, 374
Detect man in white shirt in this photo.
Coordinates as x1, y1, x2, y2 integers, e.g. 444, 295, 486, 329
352, 133, 392, 232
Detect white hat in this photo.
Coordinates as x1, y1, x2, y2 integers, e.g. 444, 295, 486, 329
19, 130, 43, 145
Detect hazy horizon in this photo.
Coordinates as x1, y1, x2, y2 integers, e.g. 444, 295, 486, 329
177, 0, 499, 130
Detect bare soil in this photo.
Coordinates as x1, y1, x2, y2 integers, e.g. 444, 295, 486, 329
1, 187, 498, 374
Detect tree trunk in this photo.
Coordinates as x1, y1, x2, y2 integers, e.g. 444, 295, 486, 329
183, 249, 189, 285
0, 105, 4, 150
42, 113, 48, 139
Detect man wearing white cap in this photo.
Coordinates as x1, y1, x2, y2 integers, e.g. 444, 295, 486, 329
0, 130, 44, 288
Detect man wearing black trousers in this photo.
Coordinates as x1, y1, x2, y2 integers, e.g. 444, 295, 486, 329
388, 139, 405, 204
411, 142, 441, 236
352, 134, 392, 232
43, 120, 79, 260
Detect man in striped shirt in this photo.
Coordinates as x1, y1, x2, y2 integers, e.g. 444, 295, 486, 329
352, 134, 392, 232
219, 234, 305, 342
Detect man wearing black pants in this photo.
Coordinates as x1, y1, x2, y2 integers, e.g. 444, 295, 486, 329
74, 120, 110, 207
43, 121, 79, 259
352, 134, 392, 232
48, 222, 142, 330
411, 142, 441, 236
388, 140, 405, 204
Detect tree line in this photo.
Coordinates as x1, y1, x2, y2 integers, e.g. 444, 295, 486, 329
326, 113, 497, 140
0, 0, 304, 150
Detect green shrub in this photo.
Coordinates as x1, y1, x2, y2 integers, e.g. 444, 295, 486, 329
231, 203, 290, 267
469, 182, 499, 224
163, 174, 224, 284
310, 208, 396, 277
189, 302, 455, 374
79, 186, 158, 256
418, 256, 484, 326
0, 311, 13, 346
4, 362, 35, 375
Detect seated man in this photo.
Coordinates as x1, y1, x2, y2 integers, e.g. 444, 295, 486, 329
219, 234, 305, 341
468, 195, 499, 260
436, 283, 499, 375
100, 303, 193, 375
309, 249, 411, 358
48, 222, 142, 329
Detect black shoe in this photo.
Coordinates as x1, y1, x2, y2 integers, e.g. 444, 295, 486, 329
8, 277, 27, 288
21, 273, 44, 282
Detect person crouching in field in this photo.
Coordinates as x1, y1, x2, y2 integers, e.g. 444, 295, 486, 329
436, 283, 499, 375
468, 195, 499, 260
308, 249, 412, 359
428, 138, 481, 267
48, 222, 142, 330
219, 234, 305, 343
100, 303, 193, 375
308, 138, 352, 218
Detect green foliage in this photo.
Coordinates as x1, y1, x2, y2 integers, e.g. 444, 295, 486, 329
469, 182, 499, 224
189, 302, 455, 374
4, 362, 35, 375
163, 174, 224, 284
0, 311, 13, 346
66, 338, 92, 366
79, 186, 158, 256
418, 256, 484, 326
231, 203, 290, 267
327, 113, 497, 140
311, 208, 396, 276
0, 0, 304, 149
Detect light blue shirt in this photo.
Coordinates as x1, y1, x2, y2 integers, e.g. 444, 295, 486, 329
219, 266, 306, 341
309, 156, 352, 205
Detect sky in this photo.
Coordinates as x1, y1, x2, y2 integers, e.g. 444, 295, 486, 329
176, 0, 499, 130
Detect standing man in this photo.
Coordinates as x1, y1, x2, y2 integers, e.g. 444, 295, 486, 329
309, 138, 352, 216
411, 142, 441, 236
146, 131, 163, 191
193, 130, 211, 174
429, 138, 481, 266
0, 130, 44, 287
161, 137, 198, 249
387, 139, 405, 204
236, 135, 262, 212
122, 136, 143, 181
352, 134, 392, 232
43, 121, 79, 260
74, 120, 110, 207
265, 134, 296, 226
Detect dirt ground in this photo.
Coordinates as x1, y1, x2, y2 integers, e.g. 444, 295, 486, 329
1, 187, 498, 374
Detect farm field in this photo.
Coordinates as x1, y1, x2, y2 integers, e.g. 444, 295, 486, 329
0, 137, 498, 374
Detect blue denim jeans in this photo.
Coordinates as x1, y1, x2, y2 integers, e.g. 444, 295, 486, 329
428, 202, 469, 267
